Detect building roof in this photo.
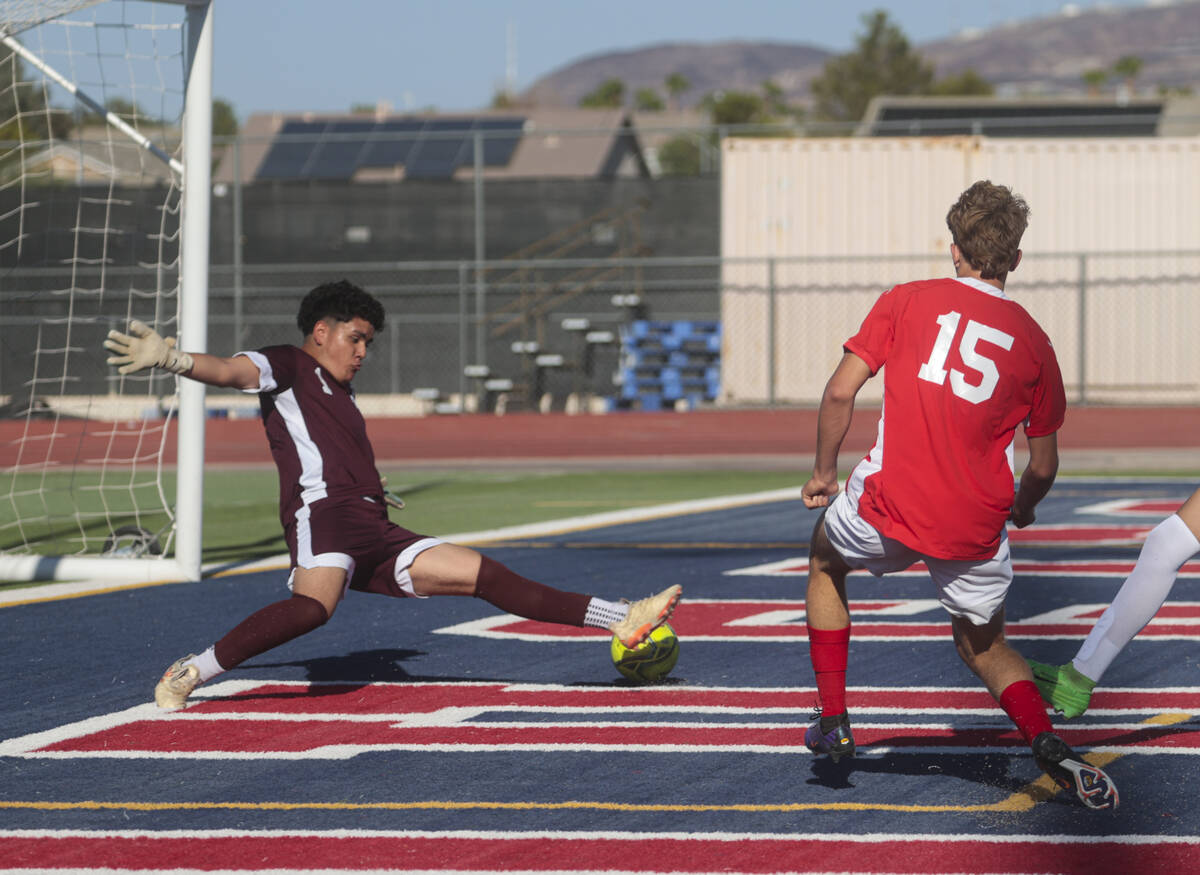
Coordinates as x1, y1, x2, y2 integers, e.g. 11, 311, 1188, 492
19, 126, 178, 184
629, 109, 710, 176
857, 95, 1169, 138
214, 109, 653, 184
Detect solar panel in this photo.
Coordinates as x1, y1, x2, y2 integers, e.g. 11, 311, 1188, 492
359, 119, 424, 168
255, 120, 326, 180
404, 119, 473, 179
478, 118, 524, 166
305, 120, 376, 179
870, 103, 1163, 137
256, 116, 528, 180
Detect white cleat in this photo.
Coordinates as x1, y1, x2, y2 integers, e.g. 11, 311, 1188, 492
609, 585, 682, 649
154, 654, 201, 710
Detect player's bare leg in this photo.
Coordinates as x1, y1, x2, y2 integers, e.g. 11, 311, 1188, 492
953, 611, 1118, 809
804, 517, 855, 761
806, 518, 851, 630
412, 542, 679, 647
1178, 486, 1200, 532
292, 565, 353, 617
950, 609, 1029, 699
410, 542, 483, 596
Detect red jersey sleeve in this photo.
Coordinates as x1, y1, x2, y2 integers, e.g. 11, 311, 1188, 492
1025, 332, 1067, 437
844, 286, 903, 375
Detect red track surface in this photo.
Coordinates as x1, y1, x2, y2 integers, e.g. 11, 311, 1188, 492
2, 406, 1199, 467
7, 834, 1195, 874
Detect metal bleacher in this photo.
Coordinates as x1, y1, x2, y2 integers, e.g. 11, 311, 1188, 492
614, 319, 721, 411
453, 198, 722, 414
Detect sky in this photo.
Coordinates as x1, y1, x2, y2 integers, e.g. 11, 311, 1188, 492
212, 0, 1154, 118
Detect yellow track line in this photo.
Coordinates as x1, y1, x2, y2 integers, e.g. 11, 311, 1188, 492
0, 799, 1023, 814
14, 715, 1186, 816
1, 726, 1180, 817
989, 712, 1191, 811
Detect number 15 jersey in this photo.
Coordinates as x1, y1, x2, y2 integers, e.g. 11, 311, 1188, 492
843, 276, 1066, 561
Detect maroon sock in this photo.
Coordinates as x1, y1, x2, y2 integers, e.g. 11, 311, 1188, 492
808, 624, 851, 718
999, 680, 1054, 745
212, 594, 329, 671
473, 554, 591, 626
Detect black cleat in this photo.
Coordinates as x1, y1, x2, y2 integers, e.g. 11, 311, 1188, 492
805, 710, 856, 763
1032, 731, 1118, 810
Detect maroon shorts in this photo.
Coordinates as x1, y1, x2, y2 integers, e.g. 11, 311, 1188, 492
283, 496, 441, 598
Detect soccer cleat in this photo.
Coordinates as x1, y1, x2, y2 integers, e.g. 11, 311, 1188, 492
1029, 659, 1096, 719
805, 709, 856, 763
1032, 731, 1118, 810
154, 654, 201, 710
609, 585, 682, 649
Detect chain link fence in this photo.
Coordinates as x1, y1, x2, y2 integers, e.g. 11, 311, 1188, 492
6, 249, 1193, 413
204, 257, 723, 412
720, 251, 1200, 406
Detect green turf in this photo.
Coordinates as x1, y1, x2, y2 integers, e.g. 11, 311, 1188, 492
0, 468, 797, 583
4, 464, 1195, 586
379, 468, 795, 536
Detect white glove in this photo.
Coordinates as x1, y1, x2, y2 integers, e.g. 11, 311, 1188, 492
104, 320, 195, 376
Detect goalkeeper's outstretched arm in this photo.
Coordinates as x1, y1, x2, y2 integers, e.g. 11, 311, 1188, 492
104, 320, 260, 390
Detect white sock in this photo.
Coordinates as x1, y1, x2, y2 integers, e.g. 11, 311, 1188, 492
186, 647, 226, 684
1074, 513, 1200, 682
583, 597, 628, 629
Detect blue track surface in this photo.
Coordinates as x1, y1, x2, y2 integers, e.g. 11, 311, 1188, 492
3, 478, 1199, 873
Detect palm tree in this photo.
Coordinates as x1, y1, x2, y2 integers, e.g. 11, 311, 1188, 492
1112, 55, 1143, 95
665, 72, 690, 111
1082, 69, 1108, 97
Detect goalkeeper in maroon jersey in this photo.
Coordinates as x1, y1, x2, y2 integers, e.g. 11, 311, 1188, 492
799, 180, 1117, 810
103, 280, 679, 710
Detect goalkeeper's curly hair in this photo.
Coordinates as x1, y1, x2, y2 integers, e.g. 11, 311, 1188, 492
297, 279, 385, 336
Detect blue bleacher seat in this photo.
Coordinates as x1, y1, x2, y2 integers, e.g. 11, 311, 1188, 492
612, 318, 721, 411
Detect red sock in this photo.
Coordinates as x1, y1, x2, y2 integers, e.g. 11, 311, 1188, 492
807, 624, 850, 717
474, 555, 591, 626
213, 594, 328, 671
999, 680, 1054, 745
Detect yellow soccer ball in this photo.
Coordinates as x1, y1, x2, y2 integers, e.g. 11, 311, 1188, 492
611, 623, 679, 683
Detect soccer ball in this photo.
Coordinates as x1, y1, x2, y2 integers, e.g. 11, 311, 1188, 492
611, 623, 679, 683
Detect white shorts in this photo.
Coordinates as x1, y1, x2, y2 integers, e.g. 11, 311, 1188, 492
822, 490, 1012, 626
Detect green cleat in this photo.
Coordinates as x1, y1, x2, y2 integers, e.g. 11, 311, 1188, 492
1029, 660, 1097, 719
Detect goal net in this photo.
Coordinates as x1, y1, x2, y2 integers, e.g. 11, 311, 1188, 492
0, 0, 211, 583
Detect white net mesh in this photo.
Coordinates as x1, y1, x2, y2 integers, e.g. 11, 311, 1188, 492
0, 1, 106, 37
0, 0, 189, 562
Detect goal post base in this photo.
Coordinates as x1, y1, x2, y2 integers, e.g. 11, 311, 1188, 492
0, 555, 197, 585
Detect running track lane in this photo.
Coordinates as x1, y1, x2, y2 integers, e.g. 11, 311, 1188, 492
2, 832, 1197, 873
6, 406, 1200, 467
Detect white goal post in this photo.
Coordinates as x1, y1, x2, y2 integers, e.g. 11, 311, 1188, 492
0, 0, 212, 583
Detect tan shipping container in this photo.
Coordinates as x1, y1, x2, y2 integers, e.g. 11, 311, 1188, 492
720, 136, 1200, 405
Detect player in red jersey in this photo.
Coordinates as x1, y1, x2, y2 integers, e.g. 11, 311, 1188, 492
799, 181, 1117, 810
1030, 485, 1200, 718
103, 280, 679, 710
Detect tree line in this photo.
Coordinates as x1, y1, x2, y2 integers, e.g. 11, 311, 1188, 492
538, 10, 1174, 174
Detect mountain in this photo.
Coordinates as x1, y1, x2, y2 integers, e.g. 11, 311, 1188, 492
520, 2, 1200, 108
920, 1, 1200, 95
519, 41, 831, 108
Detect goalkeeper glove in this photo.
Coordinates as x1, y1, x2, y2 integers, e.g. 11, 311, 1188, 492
104, 320, 195, 376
